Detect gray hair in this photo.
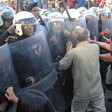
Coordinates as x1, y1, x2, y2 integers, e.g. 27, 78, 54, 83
75, 28, 90, 41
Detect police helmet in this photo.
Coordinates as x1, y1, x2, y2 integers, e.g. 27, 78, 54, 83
13, 11, 39, 36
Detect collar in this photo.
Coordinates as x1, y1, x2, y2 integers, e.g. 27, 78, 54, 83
76, 41, 89, 47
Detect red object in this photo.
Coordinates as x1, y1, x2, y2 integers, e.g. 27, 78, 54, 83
97, 0, 101, 5
66, 0, 74, 6
11, 1, 15, 10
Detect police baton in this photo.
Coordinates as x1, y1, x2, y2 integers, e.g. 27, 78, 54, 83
16, 0, 19, 13
88, 0, 90, 9
36, 12, 53, 37
62, 0, 73, 21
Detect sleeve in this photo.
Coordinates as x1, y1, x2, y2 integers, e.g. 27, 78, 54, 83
0, 31, 10, 46
7, 38, 19, 44
0, 31, 15, 46
95, 44, 100, 54
110, 52, 112, 56
59, 50, 73, 70
99, 53, 112, 62
83, 1, 88, 9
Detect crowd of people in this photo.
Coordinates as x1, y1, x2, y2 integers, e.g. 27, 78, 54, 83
0, 0, 112, 112
1, 0, 112, 13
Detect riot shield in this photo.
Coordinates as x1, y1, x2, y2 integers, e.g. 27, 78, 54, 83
0, 44, 20, 100
63, 9, 81, 20
100, 18, 112, 54
63, 11, 87, 45
84, 12, 99, 40
102, 18, 112, 40
77, 7, 87, 15
46, 21, 65, 62
46, 20, 75, 110
45, 12, 80, 110
9, 32, 54, 88
64, 15, 87, 47
98, 18, 112, 88
46, 20, 77, 62
73, 15, 87, 30
9, 32, 66, 111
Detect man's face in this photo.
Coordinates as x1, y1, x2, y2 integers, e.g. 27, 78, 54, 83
23, 25, 34, 37
3, 19, 13, 30
30, 6, 40, 19
53, 22, 63, 34
86, 15, 93, 23
91, 0, 95, 2
100, 13, 105, 21
48, 4, 52, 9
108, 14, 111, 18
60, 7, 64, 13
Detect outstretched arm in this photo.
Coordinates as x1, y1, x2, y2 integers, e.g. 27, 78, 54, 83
88, 36, 112, 51
99, 53, 112, 62
94, 41, 112, 51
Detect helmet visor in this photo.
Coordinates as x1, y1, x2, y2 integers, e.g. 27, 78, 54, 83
2, 11, 13, 21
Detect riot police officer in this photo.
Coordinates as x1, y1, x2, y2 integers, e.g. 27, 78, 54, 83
0, 6, 15, 35
0, 11, 39, 87
0, 11, 39, 46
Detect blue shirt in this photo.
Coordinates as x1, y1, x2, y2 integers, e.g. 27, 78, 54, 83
76, 0, 85, 8
47, 8, 55, 13
1, 3, 5, 7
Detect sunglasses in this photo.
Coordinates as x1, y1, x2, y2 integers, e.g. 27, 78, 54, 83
24, 25, 32, 29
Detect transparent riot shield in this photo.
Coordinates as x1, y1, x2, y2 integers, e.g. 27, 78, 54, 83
73, 15, 87, 30
64, 15, 87, 49
9, 32, 53, 88
0, 44, 20, 102
9, 32, 66, 111
46, 20, 77, 62
45, 11, 84, 110
61, 20, 78, 48
102, 18, 112, 40
98, 18, 112, 87
84, 13, 99, 40
100, 18, 112, 54
46, 20, 75, 110
98, 11, 107, 41
46, 21, 65, 62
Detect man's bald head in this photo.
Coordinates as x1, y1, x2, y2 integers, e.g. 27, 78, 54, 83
75, 28, 90, 42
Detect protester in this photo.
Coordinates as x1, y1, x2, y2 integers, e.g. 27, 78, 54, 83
37, 0, 42, 8
41, 0, 48, 9
0, 87, 16, 112
1, 0, 112, 111
58, 28, 106, 112
84, 0, 98, 9
76, 0, 85, 8
48, 0, 55, 8
97, 0, 102, 6
66, 0, 77, 9
88, 34, 112, 96
59, 6, 65, 14
55, 0, 62, 11
47, 2, 55, 13
88, 36, 112, 58
5, 87, 55, 112
10, 0, 16, 10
